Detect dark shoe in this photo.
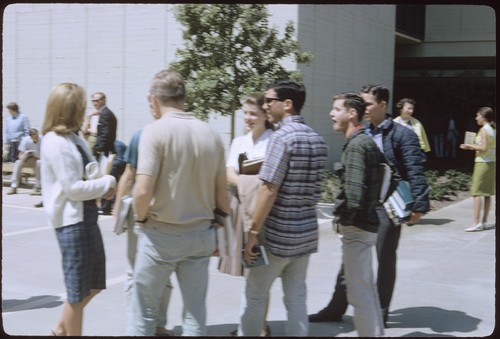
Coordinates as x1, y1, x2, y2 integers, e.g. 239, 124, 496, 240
383, 308, 389, 328
30, 188, 41, 196
229, 329, 237, 336
34, 202, 43, 208
155, 328, 175, 336
308, 309, 343, 322
99, 209, 112, 215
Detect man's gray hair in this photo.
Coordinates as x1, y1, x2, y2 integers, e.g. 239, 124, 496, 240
150, 70, 186, 104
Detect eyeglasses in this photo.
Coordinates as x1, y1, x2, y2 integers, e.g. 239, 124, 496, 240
264, 97, 283, 104
91, 98, 103, 102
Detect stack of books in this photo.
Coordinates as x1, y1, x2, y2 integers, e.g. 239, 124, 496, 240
464, 131, 477, 145
240, 157, 264, 175
387, 180, 414, 219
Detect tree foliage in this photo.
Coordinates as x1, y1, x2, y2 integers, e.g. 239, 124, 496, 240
169, 4, 313, 134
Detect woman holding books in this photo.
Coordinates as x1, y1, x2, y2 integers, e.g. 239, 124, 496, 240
220, 92, 274, 336
460, 107, 496, 232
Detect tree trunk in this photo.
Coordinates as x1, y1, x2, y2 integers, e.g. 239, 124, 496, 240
230, 99, 237, 141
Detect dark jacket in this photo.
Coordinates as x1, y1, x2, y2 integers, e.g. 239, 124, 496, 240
375, 118, 430, 213
93, 106, 117, 156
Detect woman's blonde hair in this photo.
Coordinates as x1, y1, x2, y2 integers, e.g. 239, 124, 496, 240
42, 83, 87, 135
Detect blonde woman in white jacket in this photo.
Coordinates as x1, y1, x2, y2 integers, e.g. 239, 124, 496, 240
41, 83, 116, 336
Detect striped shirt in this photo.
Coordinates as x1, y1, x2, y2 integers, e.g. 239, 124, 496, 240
259, 115, 327, 258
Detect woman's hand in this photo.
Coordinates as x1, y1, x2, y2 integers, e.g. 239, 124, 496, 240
102, 187, 116, 200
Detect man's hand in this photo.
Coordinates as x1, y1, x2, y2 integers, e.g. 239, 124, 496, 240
243, 233, 260, 266
407, 211, 424, 226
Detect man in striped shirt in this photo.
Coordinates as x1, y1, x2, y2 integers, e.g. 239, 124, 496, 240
238, 80, 327, 336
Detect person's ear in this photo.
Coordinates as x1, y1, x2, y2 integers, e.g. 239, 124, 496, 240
348, 108, 359, 123
283, 99, 294, 112
150, 94, 161, 115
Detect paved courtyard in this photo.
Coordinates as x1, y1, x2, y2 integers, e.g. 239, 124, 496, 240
1, 185, 496, 336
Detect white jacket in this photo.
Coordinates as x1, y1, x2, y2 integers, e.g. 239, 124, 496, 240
41, 131, 116, 228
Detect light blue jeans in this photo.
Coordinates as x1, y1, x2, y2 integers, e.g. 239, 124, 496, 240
126, 220, 215, 336
125, 217, 172, 330
238, 249, 310, 336
340, 224, 384, 337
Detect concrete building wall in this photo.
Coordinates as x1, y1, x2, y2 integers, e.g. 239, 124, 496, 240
3, 3, 183, 146
397, 5, 496, 59
425, 5, 495, 43
298, 5, 396, 165
3, 4, 396, 168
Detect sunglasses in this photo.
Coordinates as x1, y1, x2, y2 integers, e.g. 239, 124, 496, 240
264, 97, 284, 104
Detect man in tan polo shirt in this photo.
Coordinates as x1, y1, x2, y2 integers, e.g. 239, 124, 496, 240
127, 70, 229, 336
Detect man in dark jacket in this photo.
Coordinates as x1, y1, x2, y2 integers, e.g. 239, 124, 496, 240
91, 92, 117, 157
100, 139, 127, 215
309, 84, 430, 326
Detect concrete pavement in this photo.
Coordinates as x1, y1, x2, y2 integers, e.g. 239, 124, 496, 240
1, 185, 496, 336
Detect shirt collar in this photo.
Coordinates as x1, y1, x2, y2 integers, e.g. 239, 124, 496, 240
277, 115, 304, 128
367, 118, 390, 135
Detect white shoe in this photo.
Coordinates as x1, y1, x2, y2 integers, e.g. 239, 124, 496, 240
465, 223, 485, 232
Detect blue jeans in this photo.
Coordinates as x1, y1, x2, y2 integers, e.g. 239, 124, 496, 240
125, 219, 172, 330
126, 220, 215, 336
238, 250, 310, 336
340, 224, 384, 337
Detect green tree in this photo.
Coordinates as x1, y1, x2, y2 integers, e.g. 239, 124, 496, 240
169, 4, 313, 138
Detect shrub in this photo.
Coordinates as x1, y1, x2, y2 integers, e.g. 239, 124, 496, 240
425, 169, 471, 201
319, 169, 470, 204
319, 171, 340, 203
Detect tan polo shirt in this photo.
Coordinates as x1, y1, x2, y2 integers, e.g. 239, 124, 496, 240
137, 111, 226, 225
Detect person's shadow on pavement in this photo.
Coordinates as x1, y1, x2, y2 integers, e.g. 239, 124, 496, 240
2, 295, 63, 313
387, 306, 481, 334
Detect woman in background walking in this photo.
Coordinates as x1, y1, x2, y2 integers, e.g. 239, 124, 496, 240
460, 107, 496, 232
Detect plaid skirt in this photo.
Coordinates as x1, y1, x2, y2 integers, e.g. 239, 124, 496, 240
56, 201, 106, 303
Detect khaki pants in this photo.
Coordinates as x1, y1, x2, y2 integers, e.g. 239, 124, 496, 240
11, 157, 41, 189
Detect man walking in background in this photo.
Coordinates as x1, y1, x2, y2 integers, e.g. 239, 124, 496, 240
3, 102, 30, 163
91, 91, 117, 157
90, 91, 118, 214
